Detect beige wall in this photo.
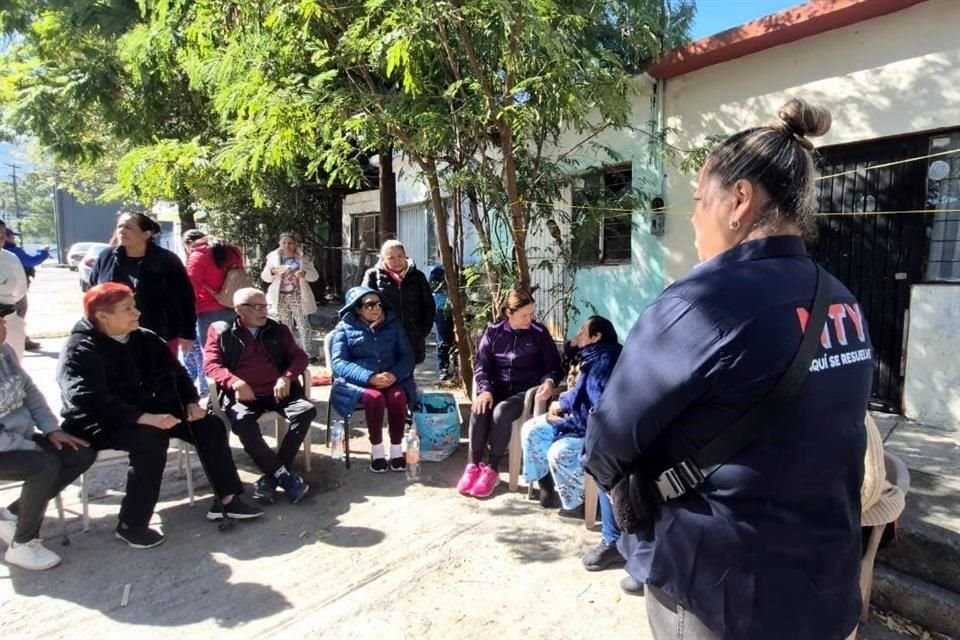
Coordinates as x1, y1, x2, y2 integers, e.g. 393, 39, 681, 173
662, 0, 960, 282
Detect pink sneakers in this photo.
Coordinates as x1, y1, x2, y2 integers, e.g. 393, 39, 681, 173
469, 464, 500, 498
456, 463, 481, 494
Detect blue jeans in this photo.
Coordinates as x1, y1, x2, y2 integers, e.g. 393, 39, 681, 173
598, 488, 620, 546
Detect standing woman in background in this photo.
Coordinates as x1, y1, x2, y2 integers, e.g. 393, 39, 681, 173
363, 240, 435, 365
187, 231, 245, 343
260, 232, 319, 351
90, 211, 197, 357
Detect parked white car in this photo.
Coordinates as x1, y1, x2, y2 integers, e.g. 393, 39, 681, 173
66, 242, 97, 271
77, 243, 111, 292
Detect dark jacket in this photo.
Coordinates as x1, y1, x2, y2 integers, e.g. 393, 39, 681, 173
203, 318, 309, 397
330, 286, 416, 419
474, 319, 562, 400
362, 260, 435, 364
58, 318, 199, 441
91, 243, 197, 342
552, 341, 621, 440
583, 236, 872, 640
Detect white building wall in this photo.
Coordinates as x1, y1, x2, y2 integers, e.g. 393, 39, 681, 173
660, 0, 960, 430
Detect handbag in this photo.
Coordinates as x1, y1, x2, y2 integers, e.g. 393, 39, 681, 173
204, 267, 254, 308
611, 264, 833, 534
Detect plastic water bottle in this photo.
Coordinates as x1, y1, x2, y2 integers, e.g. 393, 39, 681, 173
330, 419, 345, 461
405, 428, 421, 480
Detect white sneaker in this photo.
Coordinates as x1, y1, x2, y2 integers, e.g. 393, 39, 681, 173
0, 519, 15, 546
4, 539, 62, 570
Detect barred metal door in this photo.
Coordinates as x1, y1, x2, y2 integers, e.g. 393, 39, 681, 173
811, 137, 931, 412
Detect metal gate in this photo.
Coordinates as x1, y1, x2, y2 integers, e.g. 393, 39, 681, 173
811, 136, 931, 412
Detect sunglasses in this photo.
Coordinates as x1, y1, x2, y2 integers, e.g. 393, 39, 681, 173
360, 301, 382, 309
240, 303, 268, 311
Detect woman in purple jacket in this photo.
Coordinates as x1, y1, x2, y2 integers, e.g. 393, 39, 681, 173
457, 287, 561, 499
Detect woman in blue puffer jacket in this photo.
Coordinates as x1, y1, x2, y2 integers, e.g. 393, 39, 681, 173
330, 286, 417, 473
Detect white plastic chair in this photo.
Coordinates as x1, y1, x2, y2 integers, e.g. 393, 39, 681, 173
208, 371, 314, 472
79, 443, 194, 533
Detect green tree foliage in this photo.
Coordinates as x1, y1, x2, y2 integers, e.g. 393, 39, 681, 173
0, 170, 56, 245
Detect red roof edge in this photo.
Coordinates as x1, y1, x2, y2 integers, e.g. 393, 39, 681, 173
648, 0, 930, 80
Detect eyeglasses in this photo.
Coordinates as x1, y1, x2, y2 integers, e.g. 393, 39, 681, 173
240, 303, 268, 311
361, 301, 382, 309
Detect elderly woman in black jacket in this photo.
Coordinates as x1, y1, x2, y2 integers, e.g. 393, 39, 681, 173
363, 240, 435, 364
91, 211, 197, 357
58, 283, 262, 549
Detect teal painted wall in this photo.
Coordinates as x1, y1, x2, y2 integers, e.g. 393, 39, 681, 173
567, 159, 665, 342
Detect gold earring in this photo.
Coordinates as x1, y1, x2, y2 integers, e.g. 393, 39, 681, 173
729, 219, 741, 231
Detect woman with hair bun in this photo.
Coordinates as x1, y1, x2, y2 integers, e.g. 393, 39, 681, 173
584, 99, 871, 640
90, 211, 197, 357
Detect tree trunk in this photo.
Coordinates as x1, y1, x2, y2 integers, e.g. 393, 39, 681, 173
466, 189, 500, 314
178, 201, 196, 231
423, 162, 474, 395
499, 127, 531, 291
378, 149, 397, 244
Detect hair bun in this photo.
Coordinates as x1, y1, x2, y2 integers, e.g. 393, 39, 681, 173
777, 98, 831, 140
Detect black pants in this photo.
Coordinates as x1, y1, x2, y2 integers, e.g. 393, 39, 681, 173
0, 435, 96, 543
83, 415, 244, 528
224, 389, 316, 476
468, 391, 527, 469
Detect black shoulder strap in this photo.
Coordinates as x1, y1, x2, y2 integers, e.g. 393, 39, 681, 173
653, 264, 833, 502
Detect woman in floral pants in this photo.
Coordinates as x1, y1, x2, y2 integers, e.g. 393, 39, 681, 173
520, 316, 621, 513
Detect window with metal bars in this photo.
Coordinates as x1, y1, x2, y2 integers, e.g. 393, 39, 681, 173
571, 166, 633, 265
926, 133, 960, 282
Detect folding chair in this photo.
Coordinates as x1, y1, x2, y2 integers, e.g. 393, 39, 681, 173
859, 451, 910, 622
517, 382, 597, 529
79, 442, 195, 532
324, 330, 361, 469
208, 371, 314, 472
0, 482, 69, 545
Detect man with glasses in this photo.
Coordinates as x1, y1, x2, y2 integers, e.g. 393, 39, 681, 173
204, 288, 313, 504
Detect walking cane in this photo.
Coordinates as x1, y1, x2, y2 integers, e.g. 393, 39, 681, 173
177, 399, 237, 533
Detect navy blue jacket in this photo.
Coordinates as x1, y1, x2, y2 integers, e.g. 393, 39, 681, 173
474, 319, 562, 400
329, 286, 417, 418
91, 243, 197, 342
583, 236, 872, 640
552, 341, 621, 440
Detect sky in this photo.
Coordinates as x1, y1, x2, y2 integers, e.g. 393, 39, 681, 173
691, 0, 804, 40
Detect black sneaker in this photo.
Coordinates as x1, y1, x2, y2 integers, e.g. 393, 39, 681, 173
370, 458, 388, 473
390, 457, 406, 472
277, 472, 309, 504
24, 338, 41, 351
538, 476, 560, 509
253, 475, 278, 504
206, 496, 265, 521
558, 503, 586, 519
581, 541, 625, 571
115, 524, 165, 549
619, 575, 644, 596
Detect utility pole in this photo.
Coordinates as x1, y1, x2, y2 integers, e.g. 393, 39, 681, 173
6, 163, 22, 225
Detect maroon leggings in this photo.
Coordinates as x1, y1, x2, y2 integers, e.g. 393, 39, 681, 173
361, 385, 407, 446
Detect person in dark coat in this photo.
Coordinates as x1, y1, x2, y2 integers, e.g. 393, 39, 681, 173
362, 240, 435, 365
458, 287, 562, 499
58, 283, 262, 549
583, 99, 871, 640
428, 263, 455, 379
90, 211, 197, 357
330, 286, 416, 473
